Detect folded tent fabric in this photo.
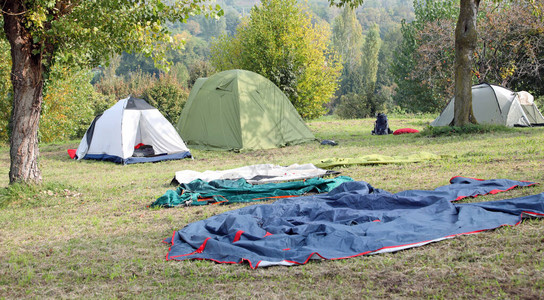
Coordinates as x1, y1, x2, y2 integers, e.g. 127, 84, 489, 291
163, 177, 541, 268
173, 163, 330, 185
315, 152, 442, 169
151, 176, 354, 207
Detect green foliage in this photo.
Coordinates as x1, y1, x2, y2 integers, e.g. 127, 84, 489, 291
391, 0, 459, 113
333, 7, 364, 74
40, 66, 98, 143
195, 15, 227, 41
392, 0, 544, 114
17, 0, 223, 72
328, 0, 365, 9
0, 38, 11, 143
94, 64, 189, 125
336, 24, 383, 118
360, 24, 381, 93
336, 89, 387, 119
187, 60, 216, 88
94, 57, 156, 102
112, 33, 209, 86
333, 6, 364, 99
335, 93, 370, 118
419, 124, 514, 137
210, 0, 342, 119
169, 62, 190, 88
142, 73, 189, 124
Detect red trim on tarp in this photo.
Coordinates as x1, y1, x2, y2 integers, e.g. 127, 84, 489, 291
168, 237, 211, 259
233, 230, 244, 243
165, 208, 544, 269
453, 183, 537, 202
164, 177, 541, 268
449, 176, 485, 182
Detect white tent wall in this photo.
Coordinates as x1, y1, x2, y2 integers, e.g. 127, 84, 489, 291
522, 104, 544, 124
471, 85, 503, 125
139, 109, 188, 154
76, 98, 126, 159
506, 99, 531, 127
430, 100, 454, 126
121, 109, 141, 159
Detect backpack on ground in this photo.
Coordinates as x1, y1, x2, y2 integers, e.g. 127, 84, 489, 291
372, 113, 393, 135
133, 145, 155, 157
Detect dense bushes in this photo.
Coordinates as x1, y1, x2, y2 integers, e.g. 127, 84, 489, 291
40, 67, 98, 143
141, 74, 189, 124
94, 67, 190, 125
0, 39, 11, 143
0, 50, 189, 144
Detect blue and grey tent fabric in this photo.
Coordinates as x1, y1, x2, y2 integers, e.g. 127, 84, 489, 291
163, 177, 542, 268
75, 96, 191, 164
152, 176, 354, 207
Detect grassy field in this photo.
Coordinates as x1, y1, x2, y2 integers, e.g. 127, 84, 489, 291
1, 115, 543, 299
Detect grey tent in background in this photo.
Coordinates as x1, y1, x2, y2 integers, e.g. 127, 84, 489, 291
431, 83, 544, 127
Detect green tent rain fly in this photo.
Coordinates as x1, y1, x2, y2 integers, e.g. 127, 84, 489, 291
176, 70, 316, 151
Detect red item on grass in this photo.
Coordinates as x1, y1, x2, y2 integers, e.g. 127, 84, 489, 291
67, 149, 77, 159
393, 128, 419, 135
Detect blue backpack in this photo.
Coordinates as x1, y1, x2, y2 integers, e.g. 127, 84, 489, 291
372, 113, 393, 135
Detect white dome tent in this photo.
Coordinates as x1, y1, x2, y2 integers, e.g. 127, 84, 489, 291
431, 83, 544, 127
75, 96, 191, 164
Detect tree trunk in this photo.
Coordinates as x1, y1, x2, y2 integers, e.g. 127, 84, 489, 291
3, 2, 44, 184
454, 0, 480, 126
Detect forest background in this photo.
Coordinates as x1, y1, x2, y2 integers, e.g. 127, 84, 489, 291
0, 0, 542, 144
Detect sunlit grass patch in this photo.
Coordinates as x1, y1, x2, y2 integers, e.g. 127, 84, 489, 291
419, 123, 515, 137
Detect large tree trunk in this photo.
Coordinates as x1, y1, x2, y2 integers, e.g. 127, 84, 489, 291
454, 0, 480, 126
3, 2, 44, 184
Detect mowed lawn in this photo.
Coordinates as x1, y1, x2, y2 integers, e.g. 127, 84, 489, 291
1, 115, 543, 299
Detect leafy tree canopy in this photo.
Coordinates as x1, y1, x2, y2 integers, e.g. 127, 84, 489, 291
328, 0, 365, 8
210, 0, 342, 119
11, 0, 223, 72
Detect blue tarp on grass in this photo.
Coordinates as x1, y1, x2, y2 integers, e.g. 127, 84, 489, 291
163, 177, 543, 268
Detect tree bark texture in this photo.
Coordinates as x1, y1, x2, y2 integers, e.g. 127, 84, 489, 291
3, 2, 44, 184
454, 0, 480, 126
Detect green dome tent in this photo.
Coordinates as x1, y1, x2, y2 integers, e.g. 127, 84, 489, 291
176, 70, 316, 151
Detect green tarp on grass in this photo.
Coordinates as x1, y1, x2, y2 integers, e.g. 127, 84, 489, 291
151, 176, 354, 207
314, 152, 442, 169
